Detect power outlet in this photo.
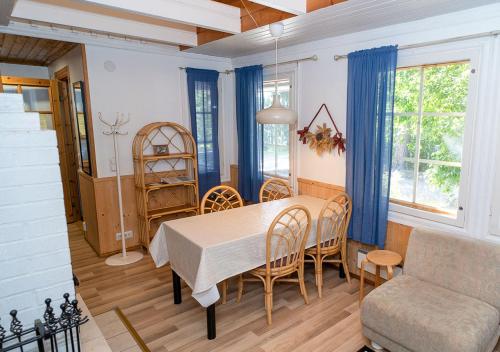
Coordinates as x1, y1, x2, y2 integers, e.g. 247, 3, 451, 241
116, 230, 133, 241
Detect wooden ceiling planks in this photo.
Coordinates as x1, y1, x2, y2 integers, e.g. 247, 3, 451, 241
195, 0, 344, 46
0, 33, 77, 66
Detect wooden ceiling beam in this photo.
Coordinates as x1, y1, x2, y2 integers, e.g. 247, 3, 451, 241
78, 0, 241, 34
306, 0, 346, 12
195, 0, 344, 47
12, 0, 199, 47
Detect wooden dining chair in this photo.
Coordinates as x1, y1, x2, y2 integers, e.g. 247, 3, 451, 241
237, 205, 312, 325
200, 185, 243, 304
259, 178, 293, 203
304, 193, 352, 298
200, 185, 244, 215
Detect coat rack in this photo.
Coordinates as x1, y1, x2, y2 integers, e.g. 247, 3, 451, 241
99, 112, 144, 266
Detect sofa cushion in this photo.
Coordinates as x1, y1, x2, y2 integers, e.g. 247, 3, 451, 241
361, 275, 500, 352
404, 228, 500, 313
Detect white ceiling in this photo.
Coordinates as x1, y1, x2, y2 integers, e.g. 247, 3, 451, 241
186, 0, 500, 58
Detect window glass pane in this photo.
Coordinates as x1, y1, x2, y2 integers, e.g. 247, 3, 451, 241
394, 68, 420, 113
3, 85, 18, 94
416, 162, 459, 214
22, 86, 51, 112
392, 115, 418, 159
423, 63, 470, 113
263, 124, 289, 178
194, 83, 216, 173
262, 79, 291, 178
390, 160, 415, 202
263, 80, 289, 108
39, 113, 54, 130
391, 61, 469, 216
419, 115, 465, 162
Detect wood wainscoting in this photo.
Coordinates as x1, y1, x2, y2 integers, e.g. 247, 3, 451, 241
79, 171, 193, 257
79, 171, 140, 256
297, 177, 413, 280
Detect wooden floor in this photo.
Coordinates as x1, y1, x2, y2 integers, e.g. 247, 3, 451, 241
69, 222, 370, 352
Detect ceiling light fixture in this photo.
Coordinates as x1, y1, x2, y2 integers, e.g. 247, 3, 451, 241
256, 22, 298, 125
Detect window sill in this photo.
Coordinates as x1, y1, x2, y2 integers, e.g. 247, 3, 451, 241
388, 202, 464, 232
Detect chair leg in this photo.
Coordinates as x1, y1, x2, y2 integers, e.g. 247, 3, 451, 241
298, 264, 309, 305
265, 276, 273, 325
341, 256, 351, 285
221, 280, 227, 304
316, 254, 323, 298
236, 274, 243, 303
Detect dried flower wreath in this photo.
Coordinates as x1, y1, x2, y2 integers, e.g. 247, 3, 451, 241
297, 104, 346, 155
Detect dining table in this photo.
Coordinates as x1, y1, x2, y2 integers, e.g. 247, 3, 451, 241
149, 195, 346, 339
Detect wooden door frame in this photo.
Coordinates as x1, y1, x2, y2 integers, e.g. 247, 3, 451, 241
80, 44, 98, 177
53, 66, 82, 223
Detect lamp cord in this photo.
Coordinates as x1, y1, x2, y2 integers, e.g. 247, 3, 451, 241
275, 38, 278, 94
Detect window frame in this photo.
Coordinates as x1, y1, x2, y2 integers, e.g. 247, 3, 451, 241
389, 45, 480, 228
1, 77, 55, 131
262, 69, 297, 191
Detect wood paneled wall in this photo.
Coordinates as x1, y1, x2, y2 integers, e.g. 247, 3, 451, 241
297, 177, 413, 279
82, 164, 413, 263
79, 172, 140, 256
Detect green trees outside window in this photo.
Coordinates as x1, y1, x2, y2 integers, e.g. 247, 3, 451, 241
390, 62, 470, 215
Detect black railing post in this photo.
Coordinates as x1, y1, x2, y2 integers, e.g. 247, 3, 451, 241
34, 320, 45, 352
0, 294, 88, 352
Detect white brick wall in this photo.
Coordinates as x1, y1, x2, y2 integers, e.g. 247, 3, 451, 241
0, 93, 75, 327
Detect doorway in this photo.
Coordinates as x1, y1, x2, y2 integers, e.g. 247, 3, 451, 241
53, 67, 81, 223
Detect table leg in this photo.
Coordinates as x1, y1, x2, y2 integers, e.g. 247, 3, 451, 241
359, 259, 367, 304
387, 265, 394, 280
375, 265, 381, 287
172, 270, 182, 304
207, 304, 216, 340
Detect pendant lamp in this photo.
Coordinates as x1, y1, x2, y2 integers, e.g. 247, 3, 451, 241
256, 22, 298, 125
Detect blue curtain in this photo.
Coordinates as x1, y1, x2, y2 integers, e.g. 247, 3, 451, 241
186, 68, 221, 197
235, 65, 264, 203
346, 46, 398, 249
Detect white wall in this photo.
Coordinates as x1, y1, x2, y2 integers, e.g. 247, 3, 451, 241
48, 45, 84, 83
0, 63, 49, 79
84, 45, 234, 179
230, 3, 500, 242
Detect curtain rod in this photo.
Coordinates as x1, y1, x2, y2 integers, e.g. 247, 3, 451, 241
333, 30, 500, 61
178, 54, 318, 74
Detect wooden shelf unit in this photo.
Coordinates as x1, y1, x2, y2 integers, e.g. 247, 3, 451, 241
133, 122, 199, 249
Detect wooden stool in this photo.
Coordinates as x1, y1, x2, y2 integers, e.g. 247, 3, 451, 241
359, 250, 402, 303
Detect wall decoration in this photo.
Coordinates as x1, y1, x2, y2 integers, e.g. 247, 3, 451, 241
297, 103, 346, 155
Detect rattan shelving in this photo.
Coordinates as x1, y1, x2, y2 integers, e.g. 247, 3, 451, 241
133, 122, 199, 249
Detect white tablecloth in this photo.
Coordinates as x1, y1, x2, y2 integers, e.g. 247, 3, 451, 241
149, 195, 326, 307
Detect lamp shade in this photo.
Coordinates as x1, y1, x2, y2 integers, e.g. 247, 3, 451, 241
256, 94, 297, 124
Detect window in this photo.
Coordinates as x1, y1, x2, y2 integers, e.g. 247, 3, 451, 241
262, 79, 291, 179
2, 82, 54, 130
390, 61, 471, 219
194, 86, 217, 174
